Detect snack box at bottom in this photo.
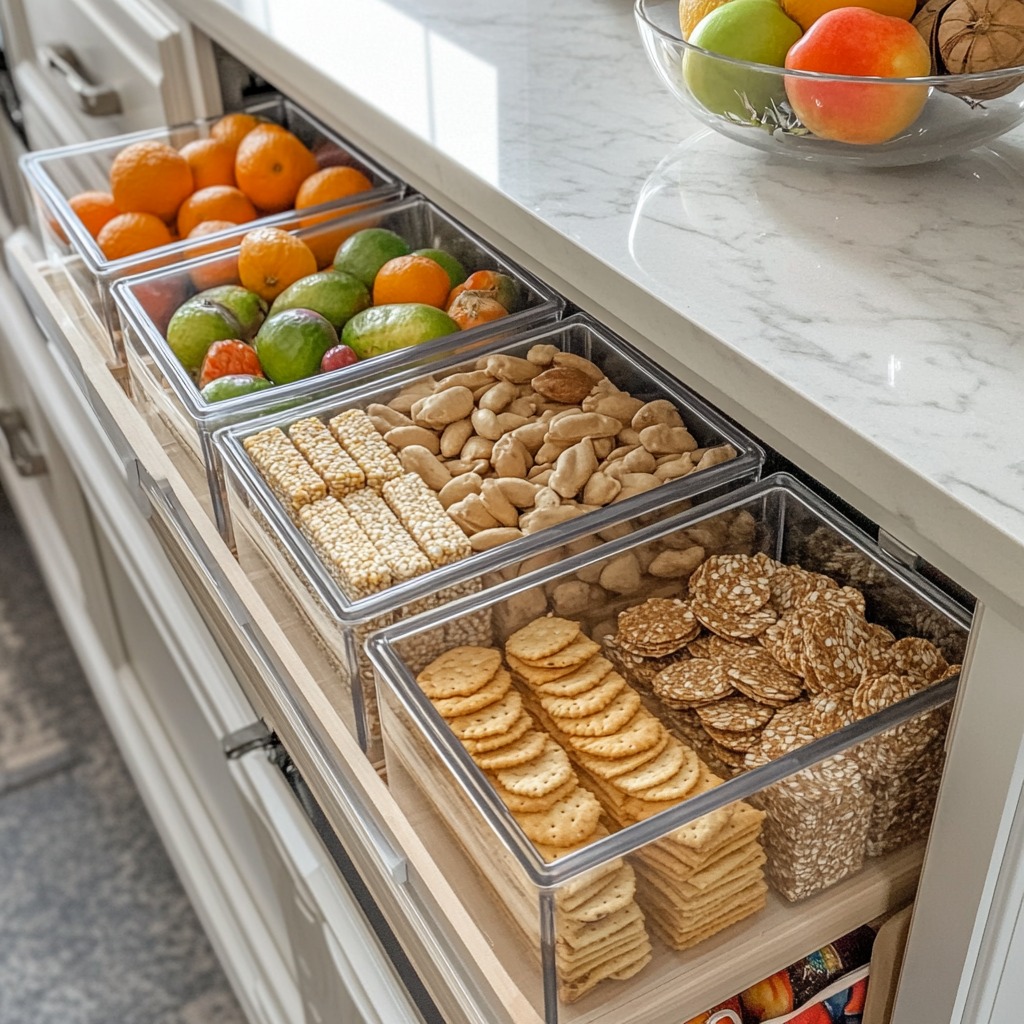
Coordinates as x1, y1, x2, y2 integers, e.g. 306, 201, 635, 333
19, 95, 404, 355
365, 473, 970, 1024
117, 194, 565, 533
216, 313, 764, 761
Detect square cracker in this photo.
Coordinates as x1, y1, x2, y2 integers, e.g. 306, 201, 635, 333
560, 944, 653, 1004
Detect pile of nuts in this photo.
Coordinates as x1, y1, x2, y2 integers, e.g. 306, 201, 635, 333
365, 344, 738, 553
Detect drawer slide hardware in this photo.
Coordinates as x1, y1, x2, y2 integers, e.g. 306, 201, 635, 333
878, 528, 922, 571
40, 44, 122, 117
222, 721, 276, 759
0, 408, 47, 477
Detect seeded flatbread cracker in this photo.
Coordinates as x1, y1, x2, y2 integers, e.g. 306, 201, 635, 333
696, 695, 776, 733
432, 666, 512, 718
539, 672, 627, 719
652, 658, 735, 706
448, 689, 524, 741
615, 598, 700, 656
514, 786, 603, 848
493, 736, 574, 797
506, 616, 582, 662
549, 688, 642, 738
470, 727, 547, 770
702, 722, 764, 752
416, 645, 502, 699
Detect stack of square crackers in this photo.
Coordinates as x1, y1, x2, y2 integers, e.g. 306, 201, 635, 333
602, 552, 960, 901
503, 616, 767, 952
414, 645, 653, 1003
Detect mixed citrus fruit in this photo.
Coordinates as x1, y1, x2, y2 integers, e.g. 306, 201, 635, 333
158, 224, 521, 403
65, 111, 376, 262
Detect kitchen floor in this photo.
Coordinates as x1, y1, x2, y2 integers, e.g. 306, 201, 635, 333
0, 484, 248, 1024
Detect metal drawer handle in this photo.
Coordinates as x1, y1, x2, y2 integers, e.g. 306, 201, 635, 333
40, 44, 122, 117
0, 408, 47, 477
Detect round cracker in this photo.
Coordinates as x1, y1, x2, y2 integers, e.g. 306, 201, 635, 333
433, 666, 512, 718
471, 728, 548, 770
515, 786, 603, 848
448, 689, 524, 741
506, 616, 582, 663
540, 672, 627, 720
494, 736, 574, 797
417, 645, 502, 699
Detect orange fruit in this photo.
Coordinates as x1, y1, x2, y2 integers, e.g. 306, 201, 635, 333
446, 291, 509, 330
295, 166, 374, 209
179, 137, 237, 190
96, 211, 175, 261
235, 125, 319, 213
109, 140, 194, 223
210, 111, 262, 153
238, 226, 317, 302
68, 191, 121, 239
373, 254, 452, 308
781, 0, 914, 31
678, 0, 735, 37
446, 270, 519, 313
185, 220, 242, 291
176, 185, 258, 238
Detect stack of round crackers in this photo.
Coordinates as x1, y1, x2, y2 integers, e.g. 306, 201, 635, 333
504, 616, 767, 951
414, 644, 653, 1002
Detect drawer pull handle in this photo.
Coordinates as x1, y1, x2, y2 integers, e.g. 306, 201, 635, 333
40, 44, 122, 118
0, 408, 47, 477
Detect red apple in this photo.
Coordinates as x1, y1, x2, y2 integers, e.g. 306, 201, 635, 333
320, 344, 359, 372
784, 7, 932, 144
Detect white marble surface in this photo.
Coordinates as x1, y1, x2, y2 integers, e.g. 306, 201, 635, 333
169, 0, 1024, 611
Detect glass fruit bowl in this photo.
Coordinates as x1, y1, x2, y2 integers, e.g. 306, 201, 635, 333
635, 0, 1024, 167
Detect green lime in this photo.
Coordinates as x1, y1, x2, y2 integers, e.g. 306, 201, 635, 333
200, 374, 274, 403
341, 302, 459, 360
332, 228, 410, 287
254, 308, 339, 384
166, 299, 242, 375
412, 248, 467, 288
269, 270, 371, 330
192, 285, 268, 340
684, 0, 802, 120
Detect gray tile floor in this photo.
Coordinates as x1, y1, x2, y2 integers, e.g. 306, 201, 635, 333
0, 485, 248, 1024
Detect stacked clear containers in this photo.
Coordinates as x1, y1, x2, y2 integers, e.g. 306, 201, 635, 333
19, 95, 404, 354
365, 474, 970, 1024
115, 195, 566, 533
213, 314, 765, 761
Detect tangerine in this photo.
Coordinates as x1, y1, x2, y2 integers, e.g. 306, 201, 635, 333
198, 338, 264, 389
68, 191, 121, 239
447, 291, 509, 330
177, 185, 258, 238
295, 166, 374, 209
185, 220, 242, 291
238, 226, 317, 302
96, 211, 175, 261
179, 137, 237, 189
109, 140, 194, 223
373, 254, 452, 308
781, 0, 914, 31
235, 125, 318, 213
210, 111, 262, 153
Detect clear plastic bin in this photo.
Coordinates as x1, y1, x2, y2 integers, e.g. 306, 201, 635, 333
19, 95, 404, 357
215, 313, 765, 760
117, 194, 566, 533
364, 473, 970, 1024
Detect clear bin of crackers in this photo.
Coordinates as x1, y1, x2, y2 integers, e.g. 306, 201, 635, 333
364, 473, 970, 1022
214, 314, 764, 761
115, 195, 564, 534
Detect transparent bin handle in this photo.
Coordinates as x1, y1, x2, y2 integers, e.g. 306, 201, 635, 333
149, 475, 408, 885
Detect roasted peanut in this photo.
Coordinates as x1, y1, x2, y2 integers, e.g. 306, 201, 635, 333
461, 435, 495, 462
446, 458, 492, 477
490, 435, 531, 478
622, 447, 658, 473
654, 455, 694, 481
485, 354, 539, 384
412, 386, 476, 429
639, 423, 698, 455
519, 504, 585, 534
588, 393, 646, 422
599, 552, 642, 594
526, 343, 559, 366
438, 473, 482, 509
582, 472, 622, 506
532, 486, 562, 511
469, 527, 524, 551
648, 546, 706, 578
478, 380, 517, 413
399, 445, 452, 491
551, 581, 595, 617
440, 418, 474, 458
546, 412, 622, 441
531, 366, 594, 405
491, 477, 541, 508
552, 350, 605, 382
385, 425, 441, 454
446, 493, 502, 534
632, 399, 684, 431
550, 438, 598, 499
471, 407, 503, 441
436, 369, 494, 392
694, 444, 737, 472
479, 478, 520, 527
509, 420, 548, 454
367, 403, 413, 431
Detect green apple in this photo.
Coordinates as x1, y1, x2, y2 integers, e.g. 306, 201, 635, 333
684, 0, 803, 121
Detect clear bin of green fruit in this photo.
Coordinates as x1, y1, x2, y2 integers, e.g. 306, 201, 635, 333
112, 195, 565, 535
636, 0, 1024, 167
19, 96, 405, 361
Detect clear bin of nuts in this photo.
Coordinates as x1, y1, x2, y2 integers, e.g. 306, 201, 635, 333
363, 473, 970, 1023
115, 195, 564, 533
213, 314, 764, 760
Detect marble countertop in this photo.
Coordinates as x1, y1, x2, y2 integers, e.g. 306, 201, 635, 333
168, 0, 1024, 615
